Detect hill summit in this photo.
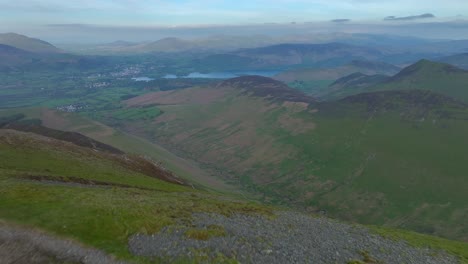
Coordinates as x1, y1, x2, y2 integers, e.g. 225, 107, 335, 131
219, 75, 315, 103
322, 59, 468, 101
389, 59, 467, 81
0, 33, 61, 53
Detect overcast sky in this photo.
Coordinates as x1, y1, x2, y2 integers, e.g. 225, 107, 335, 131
1, 0, 468, 43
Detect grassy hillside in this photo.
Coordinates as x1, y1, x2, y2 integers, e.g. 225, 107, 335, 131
0, 107, 235, 194
2, 127, 467, 263
323, 60, 468, 101
0, 128, 271, 262
119, 76, 468, 242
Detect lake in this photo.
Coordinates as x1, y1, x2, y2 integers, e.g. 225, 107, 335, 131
132, 71, 280, 82
132, 77, 155, 82
164, 71, 280, 79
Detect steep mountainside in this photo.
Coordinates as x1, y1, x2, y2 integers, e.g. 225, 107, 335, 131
321, 60, 468, 101
0, 33, 61, 53
121, 76, 468, 242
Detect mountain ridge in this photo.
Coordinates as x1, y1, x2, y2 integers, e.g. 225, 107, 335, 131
217, 75, 316, 103
321, 59, 468, 101
0, 32, 61, 53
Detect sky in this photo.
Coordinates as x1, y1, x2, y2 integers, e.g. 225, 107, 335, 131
1, 0, 468, 43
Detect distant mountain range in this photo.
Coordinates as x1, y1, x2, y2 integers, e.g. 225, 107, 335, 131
66, 33, 468, 56
192, 43, 388, 72
274, 60, 400, 83
0, 34, 118, 71
75, 35, 279, 54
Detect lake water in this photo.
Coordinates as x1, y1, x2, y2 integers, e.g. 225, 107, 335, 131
132, 77, 155, 82
163, 71, 280, 79
133, 71, 280, 82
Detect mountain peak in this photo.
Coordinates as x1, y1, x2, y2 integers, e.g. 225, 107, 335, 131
389, 59, 466, 82
142, 37, 194, 52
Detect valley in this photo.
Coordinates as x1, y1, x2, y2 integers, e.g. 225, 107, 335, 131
1, 30, 468, 263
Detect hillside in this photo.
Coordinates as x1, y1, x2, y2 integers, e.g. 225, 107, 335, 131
321, 73, 390, 100
217, 75, 316, 103
0, 33, 61, 53
0, 46, 114, 72
0, 44, 37, 70
119, 76, 468, 243
2, 117, 466, 263
321, 60, 468, 101
232, 43, 385, 68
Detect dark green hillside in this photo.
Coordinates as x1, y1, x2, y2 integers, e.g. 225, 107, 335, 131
269, 90, 468, 241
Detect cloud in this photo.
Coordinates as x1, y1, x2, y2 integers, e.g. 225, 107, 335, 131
28, 19, 468, 44
331, 19, 351, 23
384, 13, 435, 21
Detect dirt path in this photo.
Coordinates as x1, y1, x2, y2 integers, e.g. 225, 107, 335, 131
0, 221, 127, 264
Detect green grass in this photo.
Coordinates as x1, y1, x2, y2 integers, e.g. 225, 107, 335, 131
122, 86, 468, 242
112, 106, 161, 120
287, 80, 334, 95
0, 130, 271, 262
371, 226, 468, 264
323, 60, 468, 102
0, 108, 236, 194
